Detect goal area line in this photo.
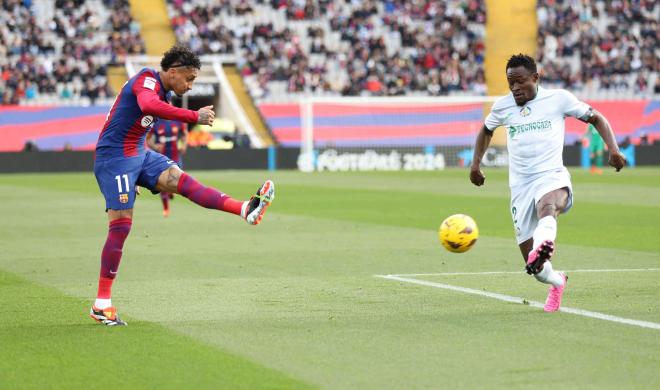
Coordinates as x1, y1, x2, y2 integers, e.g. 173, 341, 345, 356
375, 268, 660, 330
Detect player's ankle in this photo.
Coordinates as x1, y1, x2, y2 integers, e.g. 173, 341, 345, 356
94, 298, 112, 309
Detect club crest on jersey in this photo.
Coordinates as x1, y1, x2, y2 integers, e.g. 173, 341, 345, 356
141, 115, 154, 128
119, 194, 129, 203
520, 106, 531, 117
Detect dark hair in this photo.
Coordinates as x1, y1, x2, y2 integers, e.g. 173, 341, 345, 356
506, 54, 537, 73
160, 45, 201, 70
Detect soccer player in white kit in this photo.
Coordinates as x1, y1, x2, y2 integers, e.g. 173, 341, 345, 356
469, 54, 626, 312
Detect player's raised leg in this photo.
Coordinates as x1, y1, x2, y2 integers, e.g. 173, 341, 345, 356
156, 166, 274, 225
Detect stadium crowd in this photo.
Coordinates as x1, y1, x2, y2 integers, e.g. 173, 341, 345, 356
1, 0, 658, 105
167, 0, 487, 99
0, 0, 144, 105
537, 0, 658, 96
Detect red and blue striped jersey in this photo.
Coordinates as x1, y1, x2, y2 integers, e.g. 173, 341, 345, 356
150, 119, 186, 161
95, 68, 198, 160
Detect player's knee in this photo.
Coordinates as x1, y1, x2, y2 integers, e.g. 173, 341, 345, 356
537, 202, 558, 218
157, 166, 183, 193
167, 166, 182, 180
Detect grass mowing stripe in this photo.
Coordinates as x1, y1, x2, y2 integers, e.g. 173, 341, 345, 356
377, 275, 660, 330
0, 269, 312, 389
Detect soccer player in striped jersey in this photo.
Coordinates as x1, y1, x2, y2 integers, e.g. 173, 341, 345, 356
90, 45, 275, 326
469, 54, 625, 312
146, 119, 188, 217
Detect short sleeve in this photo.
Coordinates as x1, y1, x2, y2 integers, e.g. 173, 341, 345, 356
560, 89, 590, 119
484, 110, 503, 132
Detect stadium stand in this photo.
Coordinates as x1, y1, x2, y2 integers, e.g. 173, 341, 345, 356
0, 0, 657, 151
3, 0, 655, 105
0, 0, 145, 105
166, 0, 487, 100
536, 0, 658, 98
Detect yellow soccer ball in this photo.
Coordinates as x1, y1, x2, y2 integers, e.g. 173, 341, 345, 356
438, 214, 479, 253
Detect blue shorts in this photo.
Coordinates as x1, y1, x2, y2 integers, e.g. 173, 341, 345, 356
94, 150, 178, 210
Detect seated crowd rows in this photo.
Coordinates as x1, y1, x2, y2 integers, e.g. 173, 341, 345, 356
1, 0, 657, 105
0, 0, 145, 105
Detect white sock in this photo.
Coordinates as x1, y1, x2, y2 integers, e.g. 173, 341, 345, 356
534, 261, 565, 288
94, 298, 112, 309
532, 216, 557, 249
240, 201, 249, 218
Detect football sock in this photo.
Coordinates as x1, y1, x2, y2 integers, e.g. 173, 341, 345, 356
177, 172, 244, 216
532, 216, 557, 249
94, 297, 112, 310
160, 192, 170, 212
534, 260, 565, 288
96, 218, 132, 306
531, 216, 563, 287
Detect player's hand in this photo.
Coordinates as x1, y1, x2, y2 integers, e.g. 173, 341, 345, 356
470, 164, 485, 186
608, 151, 626, 172
197, 105, 215, 125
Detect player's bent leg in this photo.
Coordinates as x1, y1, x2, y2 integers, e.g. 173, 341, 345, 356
526, 188, 568, 274
536, 188, 569, 220
163, 168, 244, 215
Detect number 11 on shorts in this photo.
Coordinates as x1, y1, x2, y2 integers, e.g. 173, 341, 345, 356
115, 174, 129, 193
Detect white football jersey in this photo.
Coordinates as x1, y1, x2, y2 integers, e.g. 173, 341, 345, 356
485, 86, 590, 186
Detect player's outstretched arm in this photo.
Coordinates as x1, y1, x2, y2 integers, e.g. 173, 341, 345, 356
585, 109, 626, 171
136, 89, 199, 123
469, 125, 493, 186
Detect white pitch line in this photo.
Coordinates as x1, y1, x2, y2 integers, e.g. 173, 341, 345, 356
376, 274, 660, 330
390, 268, 660, 277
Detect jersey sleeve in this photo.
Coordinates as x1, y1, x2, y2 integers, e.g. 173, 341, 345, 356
560, 89, 590, 119
484, 110, 503, 132
132, 71, 199, 123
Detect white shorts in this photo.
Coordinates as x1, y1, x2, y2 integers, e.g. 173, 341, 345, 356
510, 167, 573, 244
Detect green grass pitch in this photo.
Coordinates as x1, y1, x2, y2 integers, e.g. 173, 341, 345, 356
1, 167, 658, 389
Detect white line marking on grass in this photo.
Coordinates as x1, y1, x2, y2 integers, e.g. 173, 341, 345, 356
392, 268, 660, 277
375, 274, 660, 330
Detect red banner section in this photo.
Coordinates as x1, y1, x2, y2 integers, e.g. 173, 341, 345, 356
260, 99, 659, 147
0, 100, 657, 151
